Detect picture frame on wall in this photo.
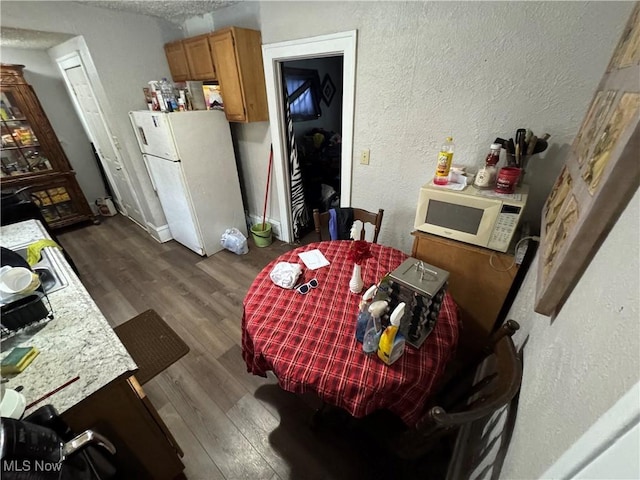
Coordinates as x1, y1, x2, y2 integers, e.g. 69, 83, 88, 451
321, 74, 336, 106
535, 3, 640, 316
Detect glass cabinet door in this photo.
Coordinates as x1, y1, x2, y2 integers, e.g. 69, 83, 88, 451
31, 185, 79, 224
1, 91, 54, 178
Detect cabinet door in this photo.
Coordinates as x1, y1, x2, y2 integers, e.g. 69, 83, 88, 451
1, 89, 55, 179
209, 27, 268, 123
183, 34, 216, 81
164, 41, 190, 82
29, 173, 94, 229
63, 377, 184, 480
209, 29, 246, 122
411, 231, 518, 335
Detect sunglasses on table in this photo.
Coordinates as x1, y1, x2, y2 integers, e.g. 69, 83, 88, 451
296, 278, 319, 294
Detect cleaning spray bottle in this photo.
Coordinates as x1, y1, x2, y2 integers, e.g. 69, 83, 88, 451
356, 285, 378, 343
377, 302, 407, 365
363, 300, 388, 354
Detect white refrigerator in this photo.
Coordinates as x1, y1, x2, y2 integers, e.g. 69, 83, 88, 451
129, 110, 247, 256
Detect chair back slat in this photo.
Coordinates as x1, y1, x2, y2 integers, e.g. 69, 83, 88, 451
399, 320, 521, 462
447, 372, 498, 413
424, 336, 522, 429
312, 208, 384, 243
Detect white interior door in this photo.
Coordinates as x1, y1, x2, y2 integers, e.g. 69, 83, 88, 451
57, 57, 145, 227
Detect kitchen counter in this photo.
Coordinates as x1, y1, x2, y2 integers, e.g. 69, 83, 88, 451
1, 220, 137, 414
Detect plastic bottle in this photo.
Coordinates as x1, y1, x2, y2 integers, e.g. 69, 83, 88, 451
160, 78, 178, 112
356, 285, 378, 343
474, 143, 501, 189
377, 302, 406, 365
363, 300, 388, 354
433, 137, 455, 185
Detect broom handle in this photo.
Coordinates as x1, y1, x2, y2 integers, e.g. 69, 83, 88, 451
262, 145, 273, 230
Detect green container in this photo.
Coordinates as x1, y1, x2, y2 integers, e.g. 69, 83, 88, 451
250, 223, 273, 247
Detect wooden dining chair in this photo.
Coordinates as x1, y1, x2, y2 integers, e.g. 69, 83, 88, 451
312, 208, 384, 243
355, 320, 522, 462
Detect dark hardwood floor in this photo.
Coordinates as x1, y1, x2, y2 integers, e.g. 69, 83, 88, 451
57, 215, 449, 480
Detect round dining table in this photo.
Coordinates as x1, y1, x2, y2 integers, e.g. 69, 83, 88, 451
242, 240, 459, 427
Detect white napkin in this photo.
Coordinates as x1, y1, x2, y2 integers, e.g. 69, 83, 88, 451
269, 262, 303, 289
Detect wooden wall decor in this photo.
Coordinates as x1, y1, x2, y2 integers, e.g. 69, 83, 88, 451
535, 3, 640, 316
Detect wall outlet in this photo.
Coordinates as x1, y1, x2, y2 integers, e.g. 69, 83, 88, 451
360, 149, 370, 165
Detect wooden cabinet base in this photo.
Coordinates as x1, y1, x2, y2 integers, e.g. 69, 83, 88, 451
411, 231, 519, 354
62, 376, 184, 480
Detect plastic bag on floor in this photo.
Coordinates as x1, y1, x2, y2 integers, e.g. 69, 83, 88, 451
220, 228, 249, 255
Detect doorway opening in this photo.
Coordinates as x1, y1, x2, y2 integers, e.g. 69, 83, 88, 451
281, 56, 344, 240
263, 30, 357, 244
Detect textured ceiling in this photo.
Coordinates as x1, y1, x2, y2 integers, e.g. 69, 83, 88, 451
0, 1, 236, 51
0, 27, 75, 50
74, 0, 236, 24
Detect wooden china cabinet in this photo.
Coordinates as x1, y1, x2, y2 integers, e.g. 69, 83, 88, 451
1, 64, 94, 229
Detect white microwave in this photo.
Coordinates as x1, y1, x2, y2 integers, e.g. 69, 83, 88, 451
414, 183, 528, 252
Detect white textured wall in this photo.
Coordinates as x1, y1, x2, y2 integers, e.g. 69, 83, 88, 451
209, 4, 274, 230
208, 2, 639, 476
502, 190, 640, 478
1, 1, 183, 229
208, 1, 632, 251
1, 47, 107, 210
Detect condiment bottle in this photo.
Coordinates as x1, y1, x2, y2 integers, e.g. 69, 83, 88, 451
474, 143, 501, 189
433, 137, 454, 185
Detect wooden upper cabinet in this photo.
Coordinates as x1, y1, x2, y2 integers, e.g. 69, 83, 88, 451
209, 27, 268, 123
183, 34, 217, 81
164, 41, 190, 82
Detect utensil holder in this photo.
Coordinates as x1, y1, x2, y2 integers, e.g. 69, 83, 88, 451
505, 154, 530, 185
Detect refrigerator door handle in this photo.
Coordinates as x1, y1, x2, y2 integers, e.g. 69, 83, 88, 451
137, 126, 148, 146
143, 155, 157, 192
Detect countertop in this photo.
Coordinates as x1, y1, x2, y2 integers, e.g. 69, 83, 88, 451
1, 220, 137, 414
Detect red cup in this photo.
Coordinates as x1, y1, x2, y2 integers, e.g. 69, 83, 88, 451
495, 167, 521, 194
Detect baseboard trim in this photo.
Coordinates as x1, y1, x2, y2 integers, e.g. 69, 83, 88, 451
147, 222, 172, 243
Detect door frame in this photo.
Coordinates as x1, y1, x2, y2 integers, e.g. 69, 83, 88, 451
541, 381, 640, 479
263, 30, 357, 243
49, 37, 147, 229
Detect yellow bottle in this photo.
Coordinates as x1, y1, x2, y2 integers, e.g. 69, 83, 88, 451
377, 302, 406, 365
433, 136, 454, 185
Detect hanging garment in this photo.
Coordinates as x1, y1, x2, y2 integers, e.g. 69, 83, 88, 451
284, 84, 309, 240
328, 208, 354, 240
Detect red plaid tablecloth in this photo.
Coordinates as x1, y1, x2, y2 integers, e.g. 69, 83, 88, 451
242, 241, 459, 426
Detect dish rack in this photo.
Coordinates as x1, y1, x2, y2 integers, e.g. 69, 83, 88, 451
0, 290, 54, 340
